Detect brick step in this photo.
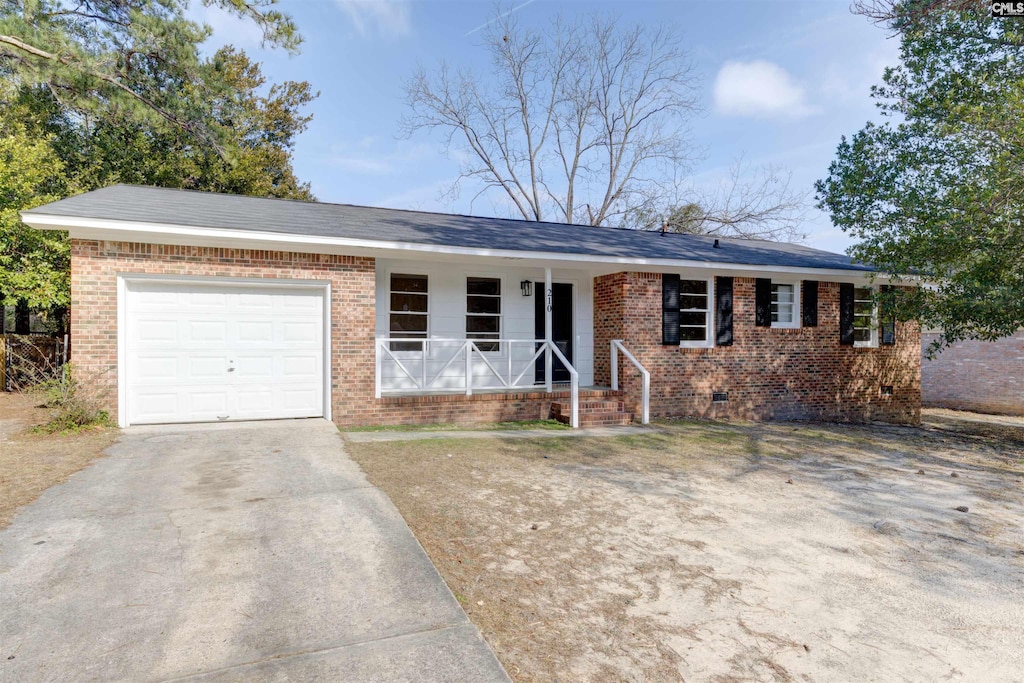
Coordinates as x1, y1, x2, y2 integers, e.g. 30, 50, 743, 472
553, 410, 634, 427
551, 400, 624, 414
574, 390, 625, 399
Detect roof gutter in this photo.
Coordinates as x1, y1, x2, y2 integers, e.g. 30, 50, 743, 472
21, 211, 886, 281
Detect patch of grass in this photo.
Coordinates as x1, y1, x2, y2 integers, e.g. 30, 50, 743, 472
780, 425, 875, 446
614, 433, 675, 450
521, 437, 576, 453
694, 429, 749, 446
491, 419, 571, 431
32, 415, 111, 435
340, 419, 570, 433
341, 422, 462, 433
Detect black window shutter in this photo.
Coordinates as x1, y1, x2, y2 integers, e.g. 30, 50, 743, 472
802, 280, 818, 327
881, 320, 896, 345
662, 274, 680, 345
754, 278, 771, 327
839, 282, 855, 345
715, 277, 734, 346
880, 285, 896, 345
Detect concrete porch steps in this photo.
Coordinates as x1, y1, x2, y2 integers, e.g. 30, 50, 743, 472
551, 392, 634, 427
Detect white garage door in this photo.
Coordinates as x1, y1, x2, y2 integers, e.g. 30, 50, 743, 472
124, 280, 326, 425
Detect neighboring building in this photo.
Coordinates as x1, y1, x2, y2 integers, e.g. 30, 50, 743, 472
921, 330, 1024, 416
22, 185, 920, 428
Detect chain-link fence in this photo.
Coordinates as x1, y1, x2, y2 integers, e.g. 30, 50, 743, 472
1, 334, 69, 392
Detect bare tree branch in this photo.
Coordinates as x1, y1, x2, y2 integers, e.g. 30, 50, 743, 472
402, 5, 807, 240
850, 0, 982, 26
629, 158, 809, 242
402, 7, 701, 227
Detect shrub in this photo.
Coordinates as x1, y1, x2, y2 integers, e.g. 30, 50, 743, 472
33, 364, 110, 433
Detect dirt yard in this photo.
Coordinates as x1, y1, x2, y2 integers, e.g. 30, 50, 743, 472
0, 391, 117, 528
347, 410, 1024, 682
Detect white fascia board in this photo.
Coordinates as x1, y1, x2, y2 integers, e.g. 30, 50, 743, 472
22, 211, 886, 282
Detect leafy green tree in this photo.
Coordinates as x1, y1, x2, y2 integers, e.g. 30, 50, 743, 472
0, 117, 70, 312
0, 0, 300, 154
0, 1, 315, 318
816, 2, 1024, 348
29, 47, 316, 199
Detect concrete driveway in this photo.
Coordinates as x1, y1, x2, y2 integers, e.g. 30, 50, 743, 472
0, 419, 509, 682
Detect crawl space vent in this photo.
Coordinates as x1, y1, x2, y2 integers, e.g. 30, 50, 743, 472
712, 392, 729, 403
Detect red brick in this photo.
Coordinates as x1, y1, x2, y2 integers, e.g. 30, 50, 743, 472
921, 331, 1024, 415
593, 273, 920, 424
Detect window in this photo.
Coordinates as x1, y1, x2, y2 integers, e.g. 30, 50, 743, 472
679, 279, 710, 344
771, 283, 797, 327
389, 273, 428, 351
467, 277, 501, 352
853, 286, 877, 347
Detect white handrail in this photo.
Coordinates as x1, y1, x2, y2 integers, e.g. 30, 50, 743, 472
375, 337, 580, 429
548, 343, 579, 429
611, 339, 650, 424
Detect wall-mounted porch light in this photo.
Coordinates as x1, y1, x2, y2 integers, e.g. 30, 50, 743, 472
521, 280, 533, 297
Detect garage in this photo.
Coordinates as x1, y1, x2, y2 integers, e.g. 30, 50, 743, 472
121, 278, 328, 426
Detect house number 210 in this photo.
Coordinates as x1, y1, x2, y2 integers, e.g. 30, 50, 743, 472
546, 288, 553, 312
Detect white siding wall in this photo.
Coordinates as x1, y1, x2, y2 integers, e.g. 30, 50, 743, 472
375, 259, 594, 392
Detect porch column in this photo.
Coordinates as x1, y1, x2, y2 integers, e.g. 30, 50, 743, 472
544, 267, 552, 391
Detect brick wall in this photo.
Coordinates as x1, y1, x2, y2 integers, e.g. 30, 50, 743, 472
594, 273, 920, 424
71, 239, 380, 426
374, 388, 617, 426
72, 242, 923, 427
921, 331, 1024, 416
72, 239, 600, 428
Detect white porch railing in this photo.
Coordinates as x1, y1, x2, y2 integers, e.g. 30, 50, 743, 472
610, 339, 650, 424
375, 338, 579, 428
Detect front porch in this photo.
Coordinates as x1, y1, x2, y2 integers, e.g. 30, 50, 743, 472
373, 259, 652, 428
374, 337, 649, 428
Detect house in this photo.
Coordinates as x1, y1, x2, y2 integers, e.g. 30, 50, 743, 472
921, 330, 1024, 416
21, 184, 920, 429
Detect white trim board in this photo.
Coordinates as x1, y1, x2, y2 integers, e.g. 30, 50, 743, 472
23, 212, 890, 282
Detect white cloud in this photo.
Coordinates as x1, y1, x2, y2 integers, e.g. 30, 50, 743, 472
335, 0, 411, 38
713, 60, 817, 120
325, 139, 429, 174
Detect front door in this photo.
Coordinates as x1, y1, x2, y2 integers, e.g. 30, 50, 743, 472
535, 282, 573, 383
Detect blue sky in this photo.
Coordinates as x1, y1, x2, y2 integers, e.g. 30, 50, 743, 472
191, 0, 900, 254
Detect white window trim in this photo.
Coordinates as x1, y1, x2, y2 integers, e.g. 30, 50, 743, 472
678, 276, 715, 349
770, 279, 801, 330
853, 285, 879, 348
387, 271, 430, 355
465, 273, 504, 355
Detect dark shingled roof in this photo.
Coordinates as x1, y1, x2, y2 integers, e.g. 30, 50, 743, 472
26, 184, 870, 272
